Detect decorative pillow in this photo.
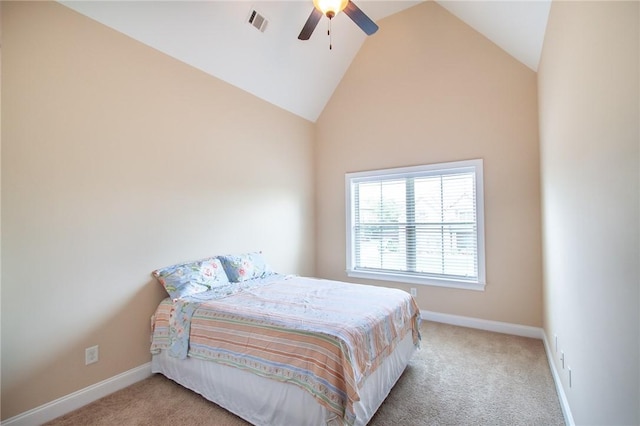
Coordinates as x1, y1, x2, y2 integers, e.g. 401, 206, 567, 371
218, 252, 274, 283
152, 257, 230, 300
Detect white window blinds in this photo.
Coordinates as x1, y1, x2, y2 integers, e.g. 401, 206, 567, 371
346, 160, 485, 290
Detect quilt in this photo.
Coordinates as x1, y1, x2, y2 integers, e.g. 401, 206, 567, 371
150, 275, 421, 424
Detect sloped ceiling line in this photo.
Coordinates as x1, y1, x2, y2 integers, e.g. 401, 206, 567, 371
59, 1, 550, 122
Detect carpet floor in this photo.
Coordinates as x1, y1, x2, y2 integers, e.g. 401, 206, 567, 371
45, 321, 565, 425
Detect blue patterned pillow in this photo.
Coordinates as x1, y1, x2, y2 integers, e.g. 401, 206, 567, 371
153, 257, 230, 300
218, 252, 274, 282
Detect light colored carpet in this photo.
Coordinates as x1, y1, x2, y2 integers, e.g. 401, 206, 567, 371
45, 321, 565, 425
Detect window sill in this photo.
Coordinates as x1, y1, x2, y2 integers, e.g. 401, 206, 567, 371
346, 269, 486, 291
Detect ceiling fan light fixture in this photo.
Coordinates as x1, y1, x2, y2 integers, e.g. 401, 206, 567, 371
313, 0, 349, 19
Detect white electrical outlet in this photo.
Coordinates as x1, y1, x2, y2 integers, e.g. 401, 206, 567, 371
85, 345, 99, 365
554, 334, 558, 353
560, 351, 565, 369
410, 288, 417, 297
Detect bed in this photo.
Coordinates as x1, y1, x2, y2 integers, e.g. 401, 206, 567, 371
149, 253, 421, 426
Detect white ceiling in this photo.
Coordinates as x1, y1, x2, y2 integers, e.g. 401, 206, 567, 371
436, 1, 551, 71
59, 1, 551, 122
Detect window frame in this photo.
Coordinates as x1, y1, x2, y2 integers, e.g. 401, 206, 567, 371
345, 159, 486, 291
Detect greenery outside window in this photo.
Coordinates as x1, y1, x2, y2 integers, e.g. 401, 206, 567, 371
345, 159, 486, 291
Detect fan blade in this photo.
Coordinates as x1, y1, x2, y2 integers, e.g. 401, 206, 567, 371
343, 1, 378, 36
298, 8, 323, 40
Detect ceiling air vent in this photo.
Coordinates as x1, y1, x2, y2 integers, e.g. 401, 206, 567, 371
247, 9, 268, 32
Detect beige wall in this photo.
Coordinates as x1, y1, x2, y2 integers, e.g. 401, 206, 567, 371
1, 2, 315, 419
315, 1, 543, 327
538, 1, 639, 424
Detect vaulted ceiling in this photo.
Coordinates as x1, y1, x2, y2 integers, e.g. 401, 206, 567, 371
59, 1, 551, 122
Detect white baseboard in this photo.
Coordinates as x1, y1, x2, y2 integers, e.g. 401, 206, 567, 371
420, 309, 544, 339
3, 363, 152, 426
422, 309, 573, 426
542, 333, 575, 426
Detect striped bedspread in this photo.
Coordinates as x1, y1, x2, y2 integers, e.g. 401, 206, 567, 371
150, 275, 421, 424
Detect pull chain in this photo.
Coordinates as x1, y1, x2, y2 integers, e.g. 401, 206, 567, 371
328, 18, 332, 50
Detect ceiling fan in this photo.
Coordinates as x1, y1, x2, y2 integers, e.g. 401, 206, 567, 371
298, 0, 379, 41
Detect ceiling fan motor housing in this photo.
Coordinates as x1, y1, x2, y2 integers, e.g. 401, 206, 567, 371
313, 0, 349, 18
298, 0, 378, 41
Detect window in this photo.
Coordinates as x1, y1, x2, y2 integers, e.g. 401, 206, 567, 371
345, 159, 486, 291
